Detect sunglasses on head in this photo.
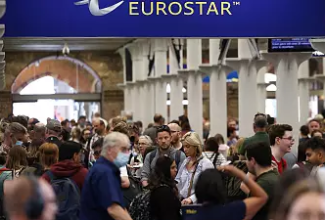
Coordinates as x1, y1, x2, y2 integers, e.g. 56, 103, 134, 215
157, 125, 170, 132
181, 132, 193, 142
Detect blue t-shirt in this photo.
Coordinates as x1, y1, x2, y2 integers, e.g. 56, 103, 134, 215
80, 157, 124, 220
184, 201, 246, 220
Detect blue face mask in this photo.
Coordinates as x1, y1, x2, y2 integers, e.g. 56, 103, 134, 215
113, 152, 130, 168
15, 141, 23, 146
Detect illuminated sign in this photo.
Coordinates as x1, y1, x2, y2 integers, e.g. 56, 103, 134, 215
74, 0, 124, 16
1, 0, 325, 37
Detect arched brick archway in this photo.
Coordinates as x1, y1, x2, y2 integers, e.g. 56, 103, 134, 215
11, 56, 102, 94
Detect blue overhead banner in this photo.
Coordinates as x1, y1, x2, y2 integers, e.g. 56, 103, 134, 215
2, 0, 325, 37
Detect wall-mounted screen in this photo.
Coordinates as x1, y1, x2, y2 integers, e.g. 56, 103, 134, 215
268, 38, 315, 52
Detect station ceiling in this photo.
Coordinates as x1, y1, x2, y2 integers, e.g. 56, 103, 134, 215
3, 38, 135, 52
3, 38, 268, 52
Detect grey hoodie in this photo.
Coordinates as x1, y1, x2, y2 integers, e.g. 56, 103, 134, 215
141, 146, 186, 182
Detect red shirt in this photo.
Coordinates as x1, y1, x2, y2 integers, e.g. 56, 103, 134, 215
272, 155, 287, 174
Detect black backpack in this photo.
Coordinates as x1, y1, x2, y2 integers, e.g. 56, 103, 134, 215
122, 168, 143, 209
46, 171, 80, 220
225, 160, 248, 202
129, 185, 168, 220
129, 189, 152, 220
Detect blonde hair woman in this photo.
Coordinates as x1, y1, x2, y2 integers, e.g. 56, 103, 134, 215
273, 179, 325, 220
175, 131, 214, 205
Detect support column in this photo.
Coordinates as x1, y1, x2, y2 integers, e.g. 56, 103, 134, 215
227, 39, 266, 137
180, 39, 203, 139
147, 78, 156, 124
238, 61, 258, 137
199, 39, 228, 139
153, 39, 168, 120
137, 81, 147, 124
169, 76, 184, 120
256, 66, 267, 113
124, 86, 132, 113
298, 60, 311, 124
167, 40, 184, 121
263, 53, 311, 151
137, 40, 150, 126
128, 42, 143, 121
117, 48, 133, 115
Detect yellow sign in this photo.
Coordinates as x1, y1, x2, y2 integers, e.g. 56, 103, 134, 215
129, 1, 234, 16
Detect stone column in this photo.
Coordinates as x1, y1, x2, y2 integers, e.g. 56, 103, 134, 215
199, 39, 228, 139
153, 39, 168, 120
167, 40, 184, 121
227, 39, 266, 138
263, 53, 311, 150
117, 48, 133, 115
145, 79, 155, 126
128, 43, 143, 121
256, 66, 268, 113
298, 60, 311, 124
137, 40, 150, 126
179, 39, 203, 139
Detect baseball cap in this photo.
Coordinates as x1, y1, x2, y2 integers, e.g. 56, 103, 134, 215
46, 119, 62, 132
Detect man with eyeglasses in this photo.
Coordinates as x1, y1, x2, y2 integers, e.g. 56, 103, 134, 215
141, 125, 186, 187
268, 124, 294, 174
168, 122, 184, 152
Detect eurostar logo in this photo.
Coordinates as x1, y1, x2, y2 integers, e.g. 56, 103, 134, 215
74, 0, 124, 16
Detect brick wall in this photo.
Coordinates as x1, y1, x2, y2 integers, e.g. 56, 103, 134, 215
3, 51, 124, 120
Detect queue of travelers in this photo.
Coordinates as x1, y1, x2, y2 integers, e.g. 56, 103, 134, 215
0, 112, 325, 220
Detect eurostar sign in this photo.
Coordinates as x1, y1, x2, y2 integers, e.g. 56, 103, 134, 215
1, 0, 325, 37
74, 0, 237, 16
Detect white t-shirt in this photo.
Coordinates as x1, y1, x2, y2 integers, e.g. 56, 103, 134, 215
119, 166, 128, 177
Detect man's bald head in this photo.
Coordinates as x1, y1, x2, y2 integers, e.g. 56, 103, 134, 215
168, 123, 181, 132
5, 177, 57, 220
168, 123, 182, 145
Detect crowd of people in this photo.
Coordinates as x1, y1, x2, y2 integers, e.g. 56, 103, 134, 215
0, 112, 324, 220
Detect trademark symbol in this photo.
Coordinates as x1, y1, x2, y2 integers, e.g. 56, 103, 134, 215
233, 1, 240, 6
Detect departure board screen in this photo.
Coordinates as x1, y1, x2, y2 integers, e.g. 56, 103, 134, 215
268, 38, 315, 52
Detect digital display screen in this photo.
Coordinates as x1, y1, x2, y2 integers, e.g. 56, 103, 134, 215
268, 38, 315, 52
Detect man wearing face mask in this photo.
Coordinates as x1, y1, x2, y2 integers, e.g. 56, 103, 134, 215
78, 116, 87, 131
80, 132, 132, 220
0, 122, 29, 154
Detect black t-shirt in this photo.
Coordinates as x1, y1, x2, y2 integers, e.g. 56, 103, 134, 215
250, 169, 279, 220
150, 186, 181, 220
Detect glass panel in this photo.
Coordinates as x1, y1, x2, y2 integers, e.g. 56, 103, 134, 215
13, 100, 100, 123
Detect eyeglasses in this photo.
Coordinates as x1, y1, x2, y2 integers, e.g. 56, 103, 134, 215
282, 137, 294, 141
